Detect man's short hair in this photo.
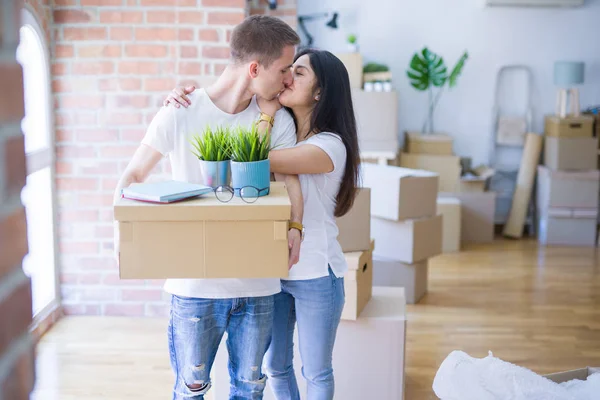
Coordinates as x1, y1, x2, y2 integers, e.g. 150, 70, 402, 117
230, 15, 300, 68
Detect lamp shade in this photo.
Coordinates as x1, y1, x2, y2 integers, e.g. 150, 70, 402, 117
554, 61, 584, 86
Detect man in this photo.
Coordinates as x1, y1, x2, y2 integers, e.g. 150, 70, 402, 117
113, 15, 303, 400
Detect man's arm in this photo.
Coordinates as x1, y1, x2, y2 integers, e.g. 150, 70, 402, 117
113, 144, 164, 261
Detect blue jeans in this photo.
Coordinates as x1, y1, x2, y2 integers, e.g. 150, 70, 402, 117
265, 268, 345, 400
168, 295, 275, 400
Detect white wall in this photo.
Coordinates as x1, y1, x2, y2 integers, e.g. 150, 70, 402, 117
297, 0, 600, 165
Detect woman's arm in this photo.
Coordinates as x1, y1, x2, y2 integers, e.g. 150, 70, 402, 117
269, 145, 334, 175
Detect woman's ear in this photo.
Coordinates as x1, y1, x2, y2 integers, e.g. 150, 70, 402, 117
314, 89, 321, 101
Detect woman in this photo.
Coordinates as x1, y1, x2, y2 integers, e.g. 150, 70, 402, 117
164, 49, 360, 400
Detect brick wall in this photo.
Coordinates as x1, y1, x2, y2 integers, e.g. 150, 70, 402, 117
55, 0, 297, 317
249, 0, 297, 28
0, 0, 37, 398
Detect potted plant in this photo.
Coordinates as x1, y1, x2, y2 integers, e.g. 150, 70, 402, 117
347, 33, 358, 52
229, 124, 272, 198
406, 47, 469, 134
190, 125, 232, 188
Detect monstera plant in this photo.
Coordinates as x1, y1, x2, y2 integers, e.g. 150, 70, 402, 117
407, 47, 469, 134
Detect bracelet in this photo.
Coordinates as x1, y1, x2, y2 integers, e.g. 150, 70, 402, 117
257, 112, 275, 128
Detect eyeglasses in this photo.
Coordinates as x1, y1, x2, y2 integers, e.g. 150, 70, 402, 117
213, 185, 270, 204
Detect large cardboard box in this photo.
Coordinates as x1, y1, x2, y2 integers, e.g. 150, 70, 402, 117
114, 182, 291, 279
352, 89, 399, 152
372, 257, 428, 304
336, 188, 371, 252
537, 166, 599, 211
341, 241, 374, 321
544, 367, 600, 383
544, 136, 598, 171
539, 212, 597, 247
439, 192, 496, 243
399, 152, 461, 192
361, 163, 438, 221
404, 132, 454, 155
437, 197, 461, 253
544, 115, 595, 138
335, 52, 363, 89
212, 287, 407, 400
371, 215, 442, 263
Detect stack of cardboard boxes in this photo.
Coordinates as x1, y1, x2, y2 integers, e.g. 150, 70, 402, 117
538, 115, 599, 246
361, 163, 442, 304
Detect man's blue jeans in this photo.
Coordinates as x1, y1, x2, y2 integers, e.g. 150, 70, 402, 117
168, 294, 275, 400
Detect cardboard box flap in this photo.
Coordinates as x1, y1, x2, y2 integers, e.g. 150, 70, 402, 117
544, 367, 600, 384
115, 182, 291, 222
406, 132, 453, 143
344, 240, 374, 273
546, 115, 595, 126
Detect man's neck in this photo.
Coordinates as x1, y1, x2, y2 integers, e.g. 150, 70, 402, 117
205, 65, 254, 115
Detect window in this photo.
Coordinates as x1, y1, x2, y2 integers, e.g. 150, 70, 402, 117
16, 9, 59, 318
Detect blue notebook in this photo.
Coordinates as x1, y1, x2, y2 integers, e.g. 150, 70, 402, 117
121, 180, 213, 203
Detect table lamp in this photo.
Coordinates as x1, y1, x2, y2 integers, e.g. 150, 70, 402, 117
554, 61, 585, 118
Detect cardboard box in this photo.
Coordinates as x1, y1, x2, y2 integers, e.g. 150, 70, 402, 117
537, 166, 599, 210
544, 367, 600, 383
399, 152, 461, 192
336, 188, 371, 252
437, 197, 461, 253
544, 136, 598, 171
372, 257, 428, 304
404, 132, 454, 155
439, 192, 496, 243
538, 213, 597, 247
211, 287, 408, 400
371, 215, 442, 263
114, 182, 291, 279
352, 89, 399, 152
544, 115, 595, 138
361, 163, 439, 221
341, 240, 374, 321
459, 165, 495, 193
335, 52, 363, 89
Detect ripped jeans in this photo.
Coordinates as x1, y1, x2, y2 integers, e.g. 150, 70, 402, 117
168, 294, 275, 400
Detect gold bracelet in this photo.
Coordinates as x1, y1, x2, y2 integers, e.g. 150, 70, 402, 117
257, 112, 275, 128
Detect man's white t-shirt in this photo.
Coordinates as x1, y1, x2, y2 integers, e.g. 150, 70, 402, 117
141, 89, 296, 299
285, 133, 348, 281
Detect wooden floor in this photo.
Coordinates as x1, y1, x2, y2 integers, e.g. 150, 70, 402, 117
32, 239, 600, 400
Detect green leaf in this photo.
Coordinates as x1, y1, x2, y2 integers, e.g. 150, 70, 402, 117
406, 47, 448, 91
189, 125, 233, 162
448, 51, 469, 88
229, 123, 271, 162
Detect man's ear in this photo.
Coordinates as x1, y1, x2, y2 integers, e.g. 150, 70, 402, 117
249, 61, 260, 79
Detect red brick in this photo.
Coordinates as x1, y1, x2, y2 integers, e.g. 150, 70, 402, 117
52, 79, 72, 93
104, 303, 145, 316
135, 28, 177, 41
111, 95, 151, 108
110, 27, 133, 41
55, 113, 97, 127
142, 0, 196, 5
62, 304, 100, 315
0, 341, 35, 400
55, 45, 74, 58
79, 161, 119, 175
103, 112, 143, 126
207, 11, 244, 25
81, 0, 122, 5
100, 146, 138, 158
95, 225, 115, 239
59, 209, 99, 223
0, 209, 28, 281
125, 44, 168, 58
0, 278, 32, 356
98, 78, 118, 91
79, 257, 116, 271
60, 273, 78, 284
118, 61, 160, 75
56, 177, 99, 191
121, 129, 145, 142
56, 145, 97, 159
58, 95, 105, 110
199, 28, 219, 42
265, 7, 297, 17
72, 62, 114, 75
122, 289, 163, 301
99, 11, 143, 24
51, 62, 68, 76
79, 194, 113, 209
55, 161, 73, 175
55, 129, 74, 142
75, 129, 119, 142
202, 46, 230, 59
54, 0, 77, 4
59, 242, 99, 255
118, 78, 142, 91
63, 27, 107, 41
147, 11, 176, 23
180, 45, 198, 58
0, 63, 24, 121
144, 77, 177, 91
77, 273, 103, 285
177, 11, 204, 24
3, 136, 27, 197
179, 29, 194, 41
202, 0, 244, 7
178, 62, 202, 75
78, 45, 122, 58
53, 9, 93, 23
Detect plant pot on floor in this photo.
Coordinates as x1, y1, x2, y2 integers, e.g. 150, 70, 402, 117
230, 159, 271, 198
199, 159, 230, 188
